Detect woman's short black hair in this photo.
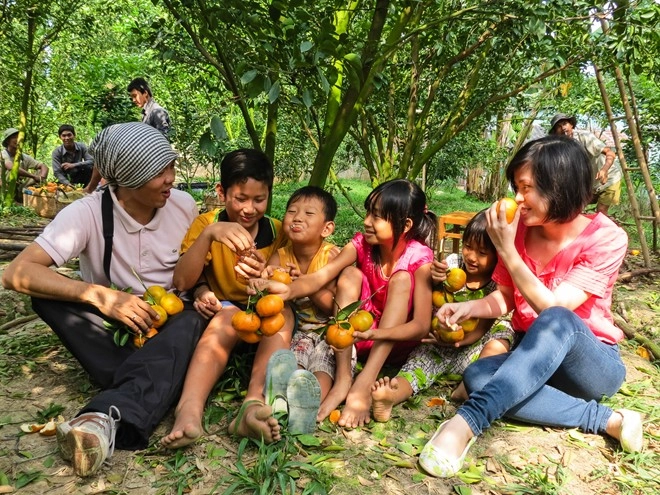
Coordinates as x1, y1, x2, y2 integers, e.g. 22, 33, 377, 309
506, 135, 592, 223
220, 148, 274, 193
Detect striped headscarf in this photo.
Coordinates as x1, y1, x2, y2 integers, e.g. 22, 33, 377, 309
90, 122, 177, 188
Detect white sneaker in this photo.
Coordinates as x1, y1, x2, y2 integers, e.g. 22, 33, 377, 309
56, 406, 121, 477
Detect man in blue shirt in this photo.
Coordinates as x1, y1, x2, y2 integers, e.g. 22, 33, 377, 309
51, 125, 94, 187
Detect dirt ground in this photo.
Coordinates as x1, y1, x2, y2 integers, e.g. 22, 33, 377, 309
0, 243, 659, 494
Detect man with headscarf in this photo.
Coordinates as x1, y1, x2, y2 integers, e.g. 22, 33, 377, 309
549, 113, 622, 216
2, 122, 206, 477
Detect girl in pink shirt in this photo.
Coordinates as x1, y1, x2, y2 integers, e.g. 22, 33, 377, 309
261, 179, 435, 427
420, 135, 643, 478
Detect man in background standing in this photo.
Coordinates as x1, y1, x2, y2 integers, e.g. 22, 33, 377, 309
549, 113, 622, 216
127, 77, 171, 137
51, 125, 94, 188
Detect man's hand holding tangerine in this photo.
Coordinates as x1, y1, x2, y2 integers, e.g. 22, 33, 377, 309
94, 287, 157, 333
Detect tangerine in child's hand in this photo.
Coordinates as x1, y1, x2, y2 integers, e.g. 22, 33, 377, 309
325, 322, 354, 349
270, 269, 292, 285
444, 268, 466, 293
348, 310, 374, 332
255, 294, 285, 317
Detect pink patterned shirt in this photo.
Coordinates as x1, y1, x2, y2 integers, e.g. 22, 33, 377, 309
492, 213, 626, 344
351, 232, 434, 359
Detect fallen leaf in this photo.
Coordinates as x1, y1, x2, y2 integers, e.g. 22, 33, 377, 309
357, 475, 374, 486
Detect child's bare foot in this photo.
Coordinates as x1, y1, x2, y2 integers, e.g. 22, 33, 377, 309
161, 400, 204, 449
371, 376, 401, 423
338, 388, 372, 428
317, 378, 352, 422
451, 381, 469, 402
228, 400, 281, 443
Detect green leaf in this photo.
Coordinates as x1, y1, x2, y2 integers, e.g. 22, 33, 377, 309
210, 116, 227, 140
300, 40, 313, 53
296, 434, 321, 447
336, 299, 364, 320
199, 132, 217, 156
268, 80, 281, 104
240, 69, 258, 85
302, 88, 313, 108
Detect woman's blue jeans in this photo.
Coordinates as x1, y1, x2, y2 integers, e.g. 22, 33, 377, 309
459, 307, 626, 435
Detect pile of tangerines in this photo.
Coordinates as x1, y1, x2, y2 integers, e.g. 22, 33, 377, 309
134, 285, 184, 348
231, 291, 288, 343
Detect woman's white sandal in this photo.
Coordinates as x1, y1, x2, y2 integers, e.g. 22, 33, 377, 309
617, 409, 643, 453
419, 421, 476, 478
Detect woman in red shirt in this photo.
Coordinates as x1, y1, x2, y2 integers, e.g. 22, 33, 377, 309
420, 135, 643, 478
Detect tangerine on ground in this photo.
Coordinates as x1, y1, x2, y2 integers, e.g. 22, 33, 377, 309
259, 312, 286, 336
444, 268, 467, 293
348, 310, 374, 332
255, 294, 285, 317
144, 285, 167, 304
231, 310, 261, 333
432, 290, 454, 308
497, 197, 518, 224
460, 318, 479, 332
270, 269, 292, 285
325, 322, 354, 349
328, 409, 341, 424
160, 293, 184, 315
151, 304, 168, 328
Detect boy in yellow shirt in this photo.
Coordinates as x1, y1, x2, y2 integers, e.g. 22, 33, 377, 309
161, 148, 288, 448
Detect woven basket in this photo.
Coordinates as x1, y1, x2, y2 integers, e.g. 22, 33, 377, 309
203, 195, 225, 213
23, 190, 84, 218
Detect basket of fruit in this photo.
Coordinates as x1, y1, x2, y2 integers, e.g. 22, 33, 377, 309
203, 193, 224, 213
23, 183, 84, 218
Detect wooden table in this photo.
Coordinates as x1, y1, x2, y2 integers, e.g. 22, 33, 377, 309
437, 210, 477, 255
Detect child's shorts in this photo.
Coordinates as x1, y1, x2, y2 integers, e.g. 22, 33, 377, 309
291, 331, 357, 379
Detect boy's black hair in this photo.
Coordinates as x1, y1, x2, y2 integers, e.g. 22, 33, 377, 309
58, 124, 75, 136
127, 77, 152, 97
506, 135, 592, 223
364, 179, 437, 260
220, 148, 274, 192
462, 209, 495, 254
286, 185, 337, 221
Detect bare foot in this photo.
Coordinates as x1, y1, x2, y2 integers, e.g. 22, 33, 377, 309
160, 400, 204, 449
317, 378, 352, 422
338, 388, 372, 428
228, 401, 281, 443
371, 376, 401, 423
451, 381, 469, 402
